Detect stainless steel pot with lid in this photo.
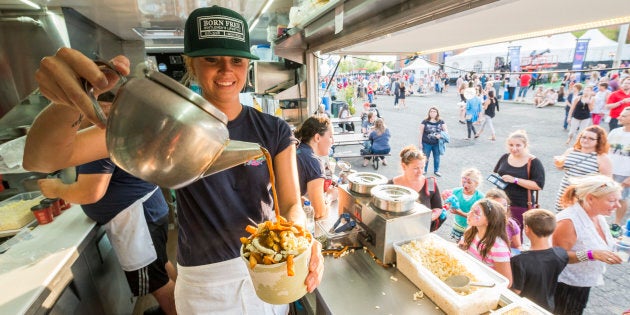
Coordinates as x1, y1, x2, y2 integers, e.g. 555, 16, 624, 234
346, 172, 388, 195
370, 184, 419, 213
86, 61, 263, 189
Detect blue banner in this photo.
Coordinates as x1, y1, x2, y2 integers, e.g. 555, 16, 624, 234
508, 46, 521, 72
572, 39, 590, 82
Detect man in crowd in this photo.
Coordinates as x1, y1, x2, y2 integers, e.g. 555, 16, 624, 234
606, 76, 630, 130
608, 107, 630, 237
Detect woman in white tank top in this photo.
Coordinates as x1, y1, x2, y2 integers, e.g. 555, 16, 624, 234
552, 175, 623, 315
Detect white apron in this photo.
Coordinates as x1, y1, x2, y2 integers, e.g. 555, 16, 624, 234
103, 187, 158, 271
175, 257, 289, 315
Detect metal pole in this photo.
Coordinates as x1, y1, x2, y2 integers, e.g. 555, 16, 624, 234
614, 24, 629, 69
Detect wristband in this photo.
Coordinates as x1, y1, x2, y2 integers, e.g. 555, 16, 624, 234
514, 178, 519, 184
587, 250, 594, 261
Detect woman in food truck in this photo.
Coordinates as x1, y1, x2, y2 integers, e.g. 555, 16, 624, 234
295, 116, 334, 219
388, 145, 446, 232
23, 5, 324, 314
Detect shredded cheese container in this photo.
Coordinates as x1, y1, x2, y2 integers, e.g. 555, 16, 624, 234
394, 234, 509, 315
0, 192, 43, 234
491, 297, 552, 314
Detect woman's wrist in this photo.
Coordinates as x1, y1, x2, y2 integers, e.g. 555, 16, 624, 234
513, 177, 519, 185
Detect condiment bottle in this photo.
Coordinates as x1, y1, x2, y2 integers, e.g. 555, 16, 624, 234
59, 198, 71, 210
41, 198, 62, 217
31, 204, 54, 225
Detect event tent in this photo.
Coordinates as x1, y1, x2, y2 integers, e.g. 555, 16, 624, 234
444, 29, 629, 73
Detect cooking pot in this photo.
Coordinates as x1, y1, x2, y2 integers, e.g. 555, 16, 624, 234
370, 184, 418, 213
86, 62, 263, 189
346, 172, 388, 195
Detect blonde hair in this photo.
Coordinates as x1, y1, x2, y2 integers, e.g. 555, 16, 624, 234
560, 174, 622, 208
374, 118, 386, 134
399, 145, 426, 165
461, 168, 482, 184
506, 129, 529, 149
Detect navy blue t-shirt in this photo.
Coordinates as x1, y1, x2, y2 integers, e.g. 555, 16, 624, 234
296, 143, 325, 196
176, 106, 295, 266
77, 158, 168, 225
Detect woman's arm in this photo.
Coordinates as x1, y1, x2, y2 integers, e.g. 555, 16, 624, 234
553, 219, 580, 263
567, 96, 579, 118
274, 144, 303, 224
306, 178, 328, 220
418, 122, 425, 148
274, 144, 325, 292
597, 154, 613, 177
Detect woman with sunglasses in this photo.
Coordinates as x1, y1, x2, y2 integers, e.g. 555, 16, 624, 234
553, 125, 612, 212
553, 175, 623, 315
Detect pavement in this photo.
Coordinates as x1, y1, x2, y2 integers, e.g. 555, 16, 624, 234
333, 90, 629, 314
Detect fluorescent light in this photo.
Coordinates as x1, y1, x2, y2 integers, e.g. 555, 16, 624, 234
248, 0, 274, 32
260, 0, 275, 15
415, 16, 630, 55
19, 0, 41, 10
249, 18, 260, 32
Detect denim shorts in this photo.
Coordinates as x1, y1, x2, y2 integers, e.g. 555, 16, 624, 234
613, 174, 630, 200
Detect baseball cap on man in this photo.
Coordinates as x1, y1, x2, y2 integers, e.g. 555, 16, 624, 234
184, 5, 259, 60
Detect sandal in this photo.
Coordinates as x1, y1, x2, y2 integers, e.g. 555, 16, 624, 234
488, 136, 496, 141
474, 134, 480, 139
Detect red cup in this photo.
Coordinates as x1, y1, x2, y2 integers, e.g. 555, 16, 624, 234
41, 198, 62, 217
31, 204, 54, 225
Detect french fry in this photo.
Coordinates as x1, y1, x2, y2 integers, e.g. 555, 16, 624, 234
245, 225, 258, 235
286, 255, 295, 276
249, 255, 258, 269
263, 255, 275, 265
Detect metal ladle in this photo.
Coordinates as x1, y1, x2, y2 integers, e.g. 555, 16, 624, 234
444, 275, 495, 292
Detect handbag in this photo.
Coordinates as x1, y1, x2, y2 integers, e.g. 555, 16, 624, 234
526, 158, 540, 209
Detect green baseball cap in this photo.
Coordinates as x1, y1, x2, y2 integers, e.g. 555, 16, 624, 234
184, 5, 259, 60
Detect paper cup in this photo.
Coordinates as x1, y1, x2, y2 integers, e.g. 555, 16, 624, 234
241, 240, 312, 305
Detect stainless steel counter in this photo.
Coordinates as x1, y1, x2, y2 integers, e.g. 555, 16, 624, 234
314, 249, 444, 314
311, 200, 443, 314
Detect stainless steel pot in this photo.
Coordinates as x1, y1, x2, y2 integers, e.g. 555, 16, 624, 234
346, 172, 388, 195
370, 184, 419, 213
88, 62, 263, 189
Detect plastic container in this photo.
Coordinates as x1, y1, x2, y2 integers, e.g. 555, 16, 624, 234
491, 297, 552, 314
303, 201, 315, 234
614, 241, 630, 263
31, 203, 53, 225
394, 234, 509, 315
0, 191, 42, 233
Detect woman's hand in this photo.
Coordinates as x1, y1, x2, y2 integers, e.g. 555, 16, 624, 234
501, 174, 516, 184
305, 240, 324, 292
36, 47, 130, 128
592, 250, 623, 265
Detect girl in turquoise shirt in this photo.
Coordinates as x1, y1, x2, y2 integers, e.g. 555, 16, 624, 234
446, 168, 484, 241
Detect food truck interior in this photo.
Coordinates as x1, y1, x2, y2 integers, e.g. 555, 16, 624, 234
1, 0, 629, 314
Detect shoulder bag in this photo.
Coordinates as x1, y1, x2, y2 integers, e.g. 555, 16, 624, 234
526, 158, 540, 209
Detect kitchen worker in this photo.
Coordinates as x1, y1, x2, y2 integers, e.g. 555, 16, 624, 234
36, 96, 176, 315
23, 5, 323, 315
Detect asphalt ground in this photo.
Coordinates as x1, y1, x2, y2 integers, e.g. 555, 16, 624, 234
331, 89, 629, 314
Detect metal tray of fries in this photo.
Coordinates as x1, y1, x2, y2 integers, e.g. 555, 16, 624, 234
394, 234, 509, 315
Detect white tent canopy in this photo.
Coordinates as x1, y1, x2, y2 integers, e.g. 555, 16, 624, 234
379, 64, 394, 73
444, 29, 629, 73
402, 58, 439, 71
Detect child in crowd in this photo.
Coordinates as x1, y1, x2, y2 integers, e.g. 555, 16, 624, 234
510, 209, 569, 313
446, 168, 484, 241
485, 188, 522, 254
460, 198, 513, 285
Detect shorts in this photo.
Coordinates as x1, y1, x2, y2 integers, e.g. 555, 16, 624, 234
124, 214, 170, 296
613, 174, 630, 200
